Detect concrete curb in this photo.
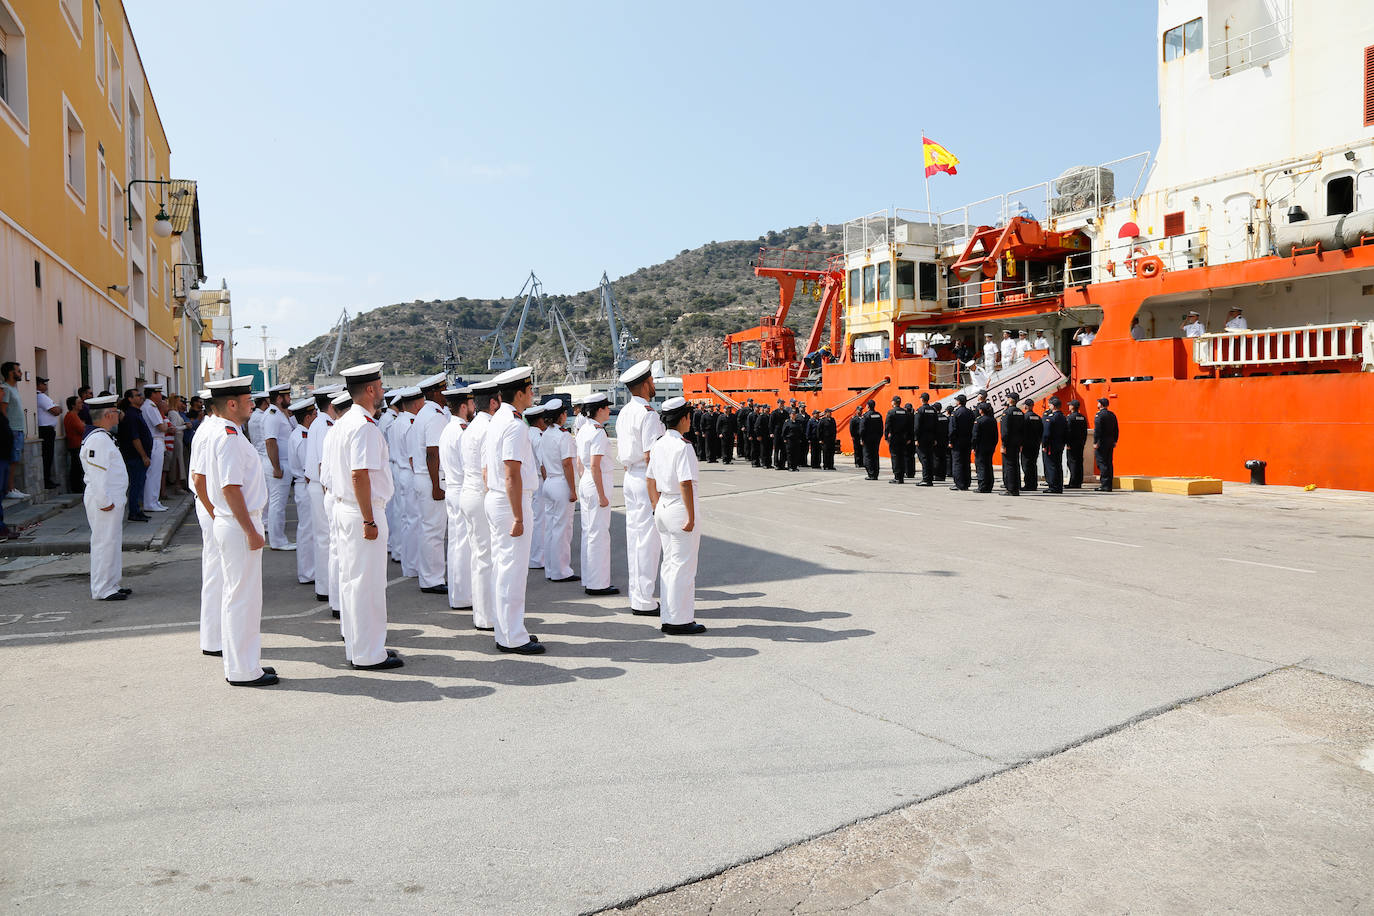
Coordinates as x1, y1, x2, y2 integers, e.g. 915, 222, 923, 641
149, 498, 194, 551
0, 495, 193, 558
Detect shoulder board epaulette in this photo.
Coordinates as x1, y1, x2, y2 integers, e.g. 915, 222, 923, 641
226, 426, 238, 435
301, 430, 308, 438
326, 419, 334, 426
366, 416, 376, 424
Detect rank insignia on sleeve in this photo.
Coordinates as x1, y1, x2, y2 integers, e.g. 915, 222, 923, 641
88, 449, 95, 457
226, 427, 238, 435
302, 431, 308, 438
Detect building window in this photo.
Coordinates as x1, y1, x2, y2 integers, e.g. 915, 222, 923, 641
60, 0, 82, 43
126, 95, 140, 184
1164, 17, 1203, 62
1365, 45, 1374, 127
106, 38, 121, 123
862, 264, 876, 304
63, 97, 87, 204
150, 254, 158, 295
93, 3, 104, 86
96, 143, 108, 234
876, 261, 891, 302
110, 176, 124, 251
918, 262, 939, 302
895, 260, 915, 299
146, 140, 156, 191
0, 1, 29, 135
1327, 175, 1355, 216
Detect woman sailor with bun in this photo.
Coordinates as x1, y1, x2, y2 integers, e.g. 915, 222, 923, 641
538, 398, 579, 583
646, 397, 706, 635
576, 393, 618, 597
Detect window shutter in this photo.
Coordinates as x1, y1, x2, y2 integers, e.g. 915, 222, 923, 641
1365, 45, 1374, 127
1164, 211, 1185, 237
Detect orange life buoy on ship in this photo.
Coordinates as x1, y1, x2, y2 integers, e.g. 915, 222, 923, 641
1136, 256, 1164, 278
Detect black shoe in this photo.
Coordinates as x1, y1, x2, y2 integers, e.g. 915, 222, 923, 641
497, 640, 546, 655
1042, 489, 1063, 494
227, 672, 279, 687
450, 604, 473, 610
948, 485, 961, 490
419, 585, 447, 594
918, 482, 933, 487
100, 592, 128, 601
585, 586, 621, 596
128, 513, 150, 522
632, 605, 660, 617
352, 655, 405, 670
548, 575, 580, 583
316, 594, 329, 602
475, 625, 495, 631
661, 622, 707, 635
117, 587, 132, 595
262, 667, 276, 675
889, 479, 904, 485
331, 609, 341, 619
202, 649, 223, 657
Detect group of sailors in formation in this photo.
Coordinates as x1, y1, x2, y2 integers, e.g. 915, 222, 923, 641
162, 359, 701, 688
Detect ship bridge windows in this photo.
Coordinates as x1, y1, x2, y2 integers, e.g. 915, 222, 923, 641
862, 264, 876, 305
1327, 174, 1355, 217
1163, 17, 1203, 63
919, 262, 938, 301
896, 261, 915, 299
876, 262, 891, 302
896, 260, 939, 302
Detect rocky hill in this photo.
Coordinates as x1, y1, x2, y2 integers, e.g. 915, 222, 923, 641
275, 223, 842, 384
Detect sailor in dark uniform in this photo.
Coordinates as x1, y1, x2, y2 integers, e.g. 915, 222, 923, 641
757, 406, 772, 468
791, 408, 809, 470
948, 396, 974, 490
1093, 397, 1120, 491
973, 402, 998, 493
903, 402, 917, 479
806, 411, 821, 468
884, 396, 908, 484
1065, 399, 1089, 488
848, 410, 864, 468
819, 409, 837, 469
1040, 396, 1066, 494
938, 405, 953, 482
691, 406, 706, 460
998, 398, 1023, 496
717, 407, 736, 464
860, 400, 884, 480
1019, 398, 1042, 491
913, 393, 939, 486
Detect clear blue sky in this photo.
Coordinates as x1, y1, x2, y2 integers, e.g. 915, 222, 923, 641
129, 0, 1159, 357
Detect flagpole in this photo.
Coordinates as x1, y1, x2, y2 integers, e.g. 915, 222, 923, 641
922, 131, 933, 219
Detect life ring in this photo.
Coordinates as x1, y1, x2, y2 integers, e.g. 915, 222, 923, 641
1136, 256, 1164, 278
1125, 246, 1149, 274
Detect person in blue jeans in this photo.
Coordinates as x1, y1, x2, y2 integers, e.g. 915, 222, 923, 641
116, 390, 152, 521
0, 420, 12, 538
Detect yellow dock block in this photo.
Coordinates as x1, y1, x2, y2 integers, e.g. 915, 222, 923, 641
1113, 476, 1223, 496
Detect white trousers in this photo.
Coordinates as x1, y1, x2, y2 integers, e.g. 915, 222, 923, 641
324, 491, 341, 612
542, 476, 574, 580
655, 495, 700, 625
294, 479, 314, 583
336, 501, 390, 666
308, 483, 331, 601
411, 471, 447, 588
395, 469, 417, 577
196, 504, 223, 652
262, 460, 291, 548
445, 493, 472, 608
143, 438, 164, 508
212, 512, 264, 683
578, 473, 611, 590
385, 470, 399, 554
460, 487, 494, 629
528, 476, 545, 569
484, 490, 533, 648
85, 494, 125, 599
622, 470, 660, 610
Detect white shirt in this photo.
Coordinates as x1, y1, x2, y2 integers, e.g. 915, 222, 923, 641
438, 415, 468, 494
36, 391, 59, 428
923, 346, 938, 360
1182, 321, 1204, 338
141, 400, 166, 440
459, 410, 492, 495
1014, 339, 1031, 361
189, 414, 225, 482
616, 396, 664, 472
646, 429, 697, 499
572, 413, 588, 435
1032, 336, 1051, 351
982, 341, 998, 365
207, 419, 267, 515
80, 427, 127, 507
247, 407, 268, 457
388, 411, 415, 471
288, 424, 311, 482
484, 403, 539, 495
262, 405, 292, 467
305, 413, 334, 484
539, 425, 575, 480
576, 420, 612, 493
527, 425, 545, 479
1225, 315, 1248, 331
331, 404, 394, 507
410, 401, 446, 478
1076, 329, 1097, 345
1000, 338, 1016, 366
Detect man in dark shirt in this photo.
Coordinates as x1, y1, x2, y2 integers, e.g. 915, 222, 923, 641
116, 389, 153, 521
717, 407, 737, 464
771, 401, 788, 471
1093, 397, 1120, 491
1065, 399, 1089, 488
819, 409, 837, 470
1041, 396, 1066, 494
848, 411, 864, 468
948, 396, 974, 491
1019, 398, 1042, 491
973, 402, 999, 493
860, 400, 884, 481
999, 399, 1023, 496
806, 411, 821, 468
913, 393, 940, 486
883, 396, 908, 484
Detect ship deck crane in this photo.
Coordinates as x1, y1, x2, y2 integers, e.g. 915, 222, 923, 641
723, 249, 846, 388
483, 272, 545, 372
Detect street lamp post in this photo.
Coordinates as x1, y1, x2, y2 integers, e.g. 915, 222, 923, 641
236, 324, 274, 388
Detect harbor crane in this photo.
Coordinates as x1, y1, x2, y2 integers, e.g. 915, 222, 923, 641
546, 298, 589, 384
311, 309, 350, 379
483, 271, 545, 372
598, 271, 639, 375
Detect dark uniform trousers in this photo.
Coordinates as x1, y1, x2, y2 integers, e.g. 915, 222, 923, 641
863, 440, 881, 479
1001, 451, 1020, 495
952, 448, 971, 490
975, 447, 995, 492
1095, 444, 1115, 491
1066, 443, 1085, 488
889, 443, 906, 482
1020, 441, 1039, 491
809, 439, 821, 469
904, 439, 916, 479
916, 442, 935, 485
1043, 447, 1064, 492
774, 434, 788, 470
822, 436, 835, 469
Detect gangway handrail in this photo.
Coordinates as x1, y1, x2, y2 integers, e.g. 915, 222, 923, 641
1192, 321, 1372, 368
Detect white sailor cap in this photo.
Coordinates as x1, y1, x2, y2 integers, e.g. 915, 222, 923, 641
1186, 310, 1200, 317
251, 390, 268, 400
340, 361, 384, 384
86, 394, 119, 408
524, 403, 545, 418
397, 386, 423, 401
1018, 329, 1028, 335
313, 383, 343, 396
441, 387, 470, 399
469, 378, 499, 393
288, 397, 315, 413
659, 396, 690, 423
582, 391, 610, 409
1035, 328, 1046, 333
1002, 329, 1012, 335
208, 376, 256, 397
268, 382, 292, 394
618, 359, 652, 386
195, 389, 211, 400
542, 397, 564, 413
331, 391, 354, 407
490, 366, 532, 387
660, 396, 687, 412
142, 382, 164, 393
418, 372, 448, 391
984, 333, 994, 338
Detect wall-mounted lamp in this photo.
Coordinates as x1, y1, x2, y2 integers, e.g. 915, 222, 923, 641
1344, 150, 1357, 162
107, 284, 129, 295
126, 179, 193, 232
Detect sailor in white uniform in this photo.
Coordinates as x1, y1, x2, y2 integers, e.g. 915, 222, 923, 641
1180, 311, 1205, 338
410, 374, 451, 593
999, 330, 1016, 369
331, 362, 403, 670
646, 397, 705, 635
139, 383, 169, 512
460, 380, 499, 631
319, 390, 352, 622
303, 385, 342, 605
189, 391, 225, 653
261, 383, 296, 550
391, 388, 422, 576
1033, 329, 1053, 355
524, 403, 547, 570
205, 375, 277, 687
576, 393, 616, 596
287, 397, 317, 586
982, 334, 998, 374
438, 386, 474, 610
378, 392, 399, 555
1014, 330, 1031, 363
483, 366, 545, 654
1225, 307, 1247, 331
616, 360, 665, 615
538, 398, 579, 583
80, 395, 130, 601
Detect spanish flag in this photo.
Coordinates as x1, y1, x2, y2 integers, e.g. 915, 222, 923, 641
923, 135, 959, 178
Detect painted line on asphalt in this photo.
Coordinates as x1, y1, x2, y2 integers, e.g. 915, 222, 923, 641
0, 576, 412, 642
1217, 557, 1316, 574
1073, 536, 1142, 548
879, 508, 923, 517
963, 520, 1014, 530
808, 497, 844, 504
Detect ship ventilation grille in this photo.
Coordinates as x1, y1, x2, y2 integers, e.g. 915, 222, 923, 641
1365, 44, 1374, 127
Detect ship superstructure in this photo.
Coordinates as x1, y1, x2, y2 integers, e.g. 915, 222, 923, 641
685, 0, 1374, 488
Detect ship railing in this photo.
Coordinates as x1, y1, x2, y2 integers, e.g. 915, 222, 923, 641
1208, 14, 1292, 79
1097, 231, 1209, 280
946, 274, 1068, 310
755, 247, 840, 273
1192, 321, 1373, 369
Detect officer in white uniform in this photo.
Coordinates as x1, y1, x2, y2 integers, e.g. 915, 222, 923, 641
616, 360, 665, 615
1015, 330, 1031, 362
576, 393, 616, 595
538, 398, 579, 583
261, 383, 295, 550
1181, 311, 1205, 337
246, 391, 268, 447
410, 374, 450, 593
1225, 307, 1247, 331
304, 385, 342, 605
1033, 329, 1052, 356
438, 386, 474, 610
378, 391, 398, 554
999, 330, 1016, 369
646, 397, 705, 635
331, 363, 403, 670
319, 390, 353, 622
80, 395, 130, 601
524, 403, 547, 570
390, 388, 422, 576
205, 375, 277, 687
459, 380, 499, 631
483, 366, 544, 654
139, 383, 169, 512
287, 397, 317, 586
189, 391, 225, 653
982, 334, 998, 374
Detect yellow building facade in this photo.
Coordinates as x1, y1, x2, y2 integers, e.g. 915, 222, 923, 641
1, 0, 205, 488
